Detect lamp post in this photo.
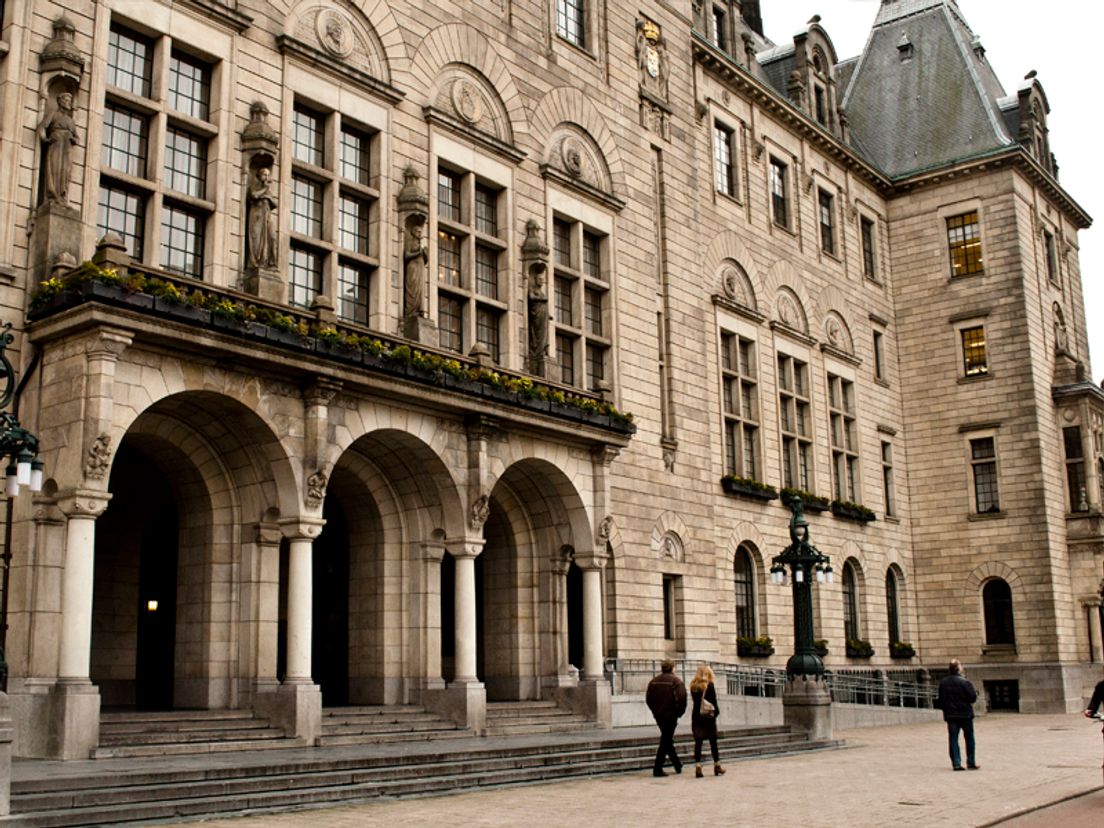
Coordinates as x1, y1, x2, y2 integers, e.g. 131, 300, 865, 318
0, 322, 46, 692
770, 497, 834, 738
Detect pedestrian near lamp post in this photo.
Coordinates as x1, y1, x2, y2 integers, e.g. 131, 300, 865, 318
937, 659, 980, 771
689, 664, 725, 778
646, 659, 687, 777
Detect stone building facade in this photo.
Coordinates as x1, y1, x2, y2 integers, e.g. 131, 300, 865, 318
0, 0, 1099, 759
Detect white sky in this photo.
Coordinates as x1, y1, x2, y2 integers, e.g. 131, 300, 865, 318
765, 0, 1103, 384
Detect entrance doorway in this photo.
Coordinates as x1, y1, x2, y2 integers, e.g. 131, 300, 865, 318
313, 497, 350, 706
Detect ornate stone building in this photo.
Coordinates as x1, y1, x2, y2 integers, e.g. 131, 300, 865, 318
0, 0, 1098, 759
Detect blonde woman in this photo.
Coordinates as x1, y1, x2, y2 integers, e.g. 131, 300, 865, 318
689, 664, 725, 777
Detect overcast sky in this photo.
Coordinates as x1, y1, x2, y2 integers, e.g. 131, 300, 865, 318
765, 0, 1103, 384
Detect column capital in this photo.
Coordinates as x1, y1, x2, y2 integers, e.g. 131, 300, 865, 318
82, 326, 134, 360
55, 488, 111, 518
278, 516, 326, 541
254, 521, 283, 545
445, 537, 484, 559
303, 378, 342, 407
1079, 594, 1103, 609
418, 540, 447, 563
591, 444, 621, 466
465, 415, 500, 443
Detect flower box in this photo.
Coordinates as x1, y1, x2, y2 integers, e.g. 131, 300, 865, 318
264, 326, 314, 349
153, 296, 210, 325
314, 339, 363, 364
210, 313, 250, 335
890, 642, 916, 659
721, 476, 778, 501
846, 639, 875, 658
737, 637, 775, 657
481, 383, 517, 404
781, 489, 830, 512
80, 280, 155, 310
831, 500, 876, 522
517, 394, 551, 412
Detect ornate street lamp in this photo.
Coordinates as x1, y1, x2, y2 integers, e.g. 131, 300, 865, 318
771, 497, 834, 738
0, 322, 46, 691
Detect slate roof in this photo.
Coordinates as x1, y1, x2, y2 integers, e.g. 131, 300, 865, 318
839, 0, 1015, 177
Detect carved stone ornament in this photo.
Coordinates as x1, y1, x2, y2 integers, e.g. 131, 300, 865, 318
635, 19, 669, 102
317, 9, 355, 58
40, 16, 85, 80
751, 138, 766, 163
451, 79, 484, 125
721, 265, 750, 306
597, 515, 614, 543
662, 445, 676, 472
469, 494, 491, 530
305, 469, 328, 508
777, 293, 796, 327
660, 532, 683, 561
84, 433, 112, 480
37, 91, 79, 207
561, 137, 584, 178
825, 315, 842, 347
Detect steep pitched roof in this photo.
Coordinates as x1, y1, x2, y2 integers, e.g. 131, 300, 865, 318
841, 0, 1014, 177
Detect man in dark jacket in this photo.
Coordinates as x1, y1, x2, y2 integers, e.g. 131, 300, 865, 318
937, 659, 979, 771
646, 659, 687, 777
1085, 678, 1104, 718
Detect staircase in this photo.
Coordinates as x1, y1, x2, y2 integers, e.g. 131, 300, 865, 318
7, 726, 842, 827
316, 705, 468, 746
91, 710, 302, 759
484, 700, 592, 736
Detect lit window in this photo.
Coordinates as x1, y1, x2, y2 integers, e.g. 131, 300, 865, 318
947, 211, 983, 276
961, 326, 988, 377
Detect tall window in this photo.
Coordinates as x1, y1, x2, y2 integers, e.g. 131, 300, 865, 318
99, 24, 216, 278
434, 166, 507, 358
1044, 230, 1059, 286
814, 85, 827, 125
860, 216, 876, 279
713, 122, 735, 196
881, 441, 895, 517
873, 330, 885, 382
778, 354, 812, 491
982, 579, 1015, 646
828, 374, 858, 503
734, 545, 756, 639
960, 326, 988, 377
721, 332, 758, 479
818, 188, 835, 254
947, 211, 983, 276
662, 575, 678, 641
289, 102, 379, 320
708, 4, 727, 50
885, 569, 901, 646
970, 437, 1000, 514
1063, 426, 1087, 512
770, 158, 789, 228
552, 216, 610, 390
842, 562, 859, 642
556, 0, 586, 47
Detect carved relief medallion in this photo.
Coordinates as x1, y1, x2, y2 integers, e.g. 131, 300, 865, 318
316, 9, 354, 58
451, 80, 484, 125
561, 137, 584, 177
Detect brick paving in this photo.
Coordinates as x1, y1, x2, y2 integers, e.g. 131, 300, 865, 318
151, 713, 1103, 827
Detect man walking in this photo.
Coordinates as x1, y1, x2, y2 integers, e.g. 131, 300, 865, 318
937, 659, 979, 771
646, 659, 687, 777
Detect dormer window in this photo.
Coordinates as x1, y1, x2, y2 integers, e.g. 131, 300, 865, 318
814, 85, 827, 125
897, 33, 913, 62
709, 4, 727, 51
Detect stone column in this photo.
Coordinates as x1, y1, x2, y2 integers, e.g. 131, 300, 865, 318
1083, 596, 1104, 663
411, 540, 446, 694
582, 565, 604, 681
451, 541, 482, 684
0, 691, 11, 816
49, 491, 109, 759
241, 522, 281, 702
285, 534, 313, 684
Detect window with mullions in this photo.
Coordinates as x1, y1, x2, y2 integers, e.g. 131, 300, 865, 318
947, 211, 983, 276
433, 164, 507, 357
873, 330, 886, 382
861, 217, 876, 279
734, 544, 756, 639
960, 326, 988, 377
828, 374, 858, 503
99, 22, 215, 279
551, 217, 610, 391
970, 437, 1000, 514
721, 331, 759, 480
1063, 426, 1087, 512
556, 0, 585, 47
814, 85, 827, 126
842, 562, 860, 642
708, 4, 726, 50
818, 188, 835, 254
770, 157, 789, 228
714, 122, 735, 196
881, 441, 895, 517
778, 354, 812, 491
885, 569, 901, 646
288, 100, 380, 316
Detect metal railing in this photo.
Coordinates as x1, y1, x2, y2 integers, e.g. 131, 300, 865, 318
604, 658, 936, 709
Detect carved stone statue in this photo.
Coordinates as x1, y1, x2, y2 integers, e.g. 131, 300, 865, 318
246, 165, 278, 269
522, 220, 551, 373
38, 91, 79, 205
403, 214, 428, 327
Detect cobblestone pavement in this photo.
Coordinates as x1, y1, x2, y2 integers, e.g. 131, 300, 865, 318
162, 714, 1103, 828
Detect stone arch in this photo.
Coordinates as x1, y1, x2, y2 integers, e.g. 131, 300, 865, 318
704, 233, 761, 308
282, 0, 409, 85
965, 560, 1024, 595
884, 556, 910, 645
817, 284, 858, 353
761, 260, 814, 335
409, 24, 529, 147
651, 511, 689, 562
543, 122, 615, 197
531, 86, 626, 198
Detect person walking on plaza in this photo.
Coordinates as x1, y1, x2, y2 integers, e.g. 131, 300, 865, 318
646, 659, 687, 777
937, 659, 979, 771
689, 664, 725, 778
1084, 678, 1104, 718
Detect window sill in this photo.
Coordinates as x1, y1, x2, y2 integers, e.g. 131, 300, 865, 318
968, 510, 1005, 522
882, 515, 900, 524
554, 34, 598, 62
981, 644, 1016, 657
772, 220, 796, 237
957, 373, 993, 384
874, 378, 891, 389
820, 248, 841, 264
948, 271, 985, 282
715, 188, 742, 208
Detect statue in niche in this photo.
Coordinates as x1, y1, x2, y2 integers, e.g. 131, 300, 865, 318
1054, 307, 1070, 355
403, 214, 428, 326
246, 165, 279, 268
528, 263, 549, 364
38, 91, 79, 206
636, 19, 669, 102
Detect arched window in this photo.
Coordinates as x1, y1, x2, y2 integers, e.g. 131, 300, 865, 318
734, 544, 756, 638
983, 579, 1016, 645
842, 561, 859, 641
885, 568, 901, 645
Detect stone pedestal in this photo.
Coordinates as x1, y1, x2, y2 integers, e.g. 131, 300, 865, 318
253, 680, 321, 744
551, 679, 612, 728
403, 315, 437, 345
30, 201, 82, 279
48, 681, 100, 760
243, 266, 284, 303
0, 692, 12, 815
421, 680, 486, 734
782, 674, 832, 741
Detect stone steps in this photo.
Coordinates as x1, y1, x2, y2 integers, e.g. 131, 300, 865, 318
315, 705, 466, 746
8, 727, 840, 827
483, 700, 593, 736
90, 709, 301, 759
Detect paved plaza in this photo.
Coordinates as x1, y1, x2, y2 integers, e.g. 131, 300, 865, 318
154, 714, 1103, 827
